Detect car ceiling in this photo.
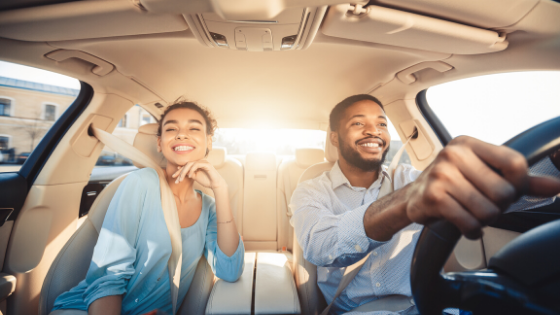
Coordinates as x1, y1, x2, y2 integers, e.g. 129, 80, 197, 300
1, 0, 560, 129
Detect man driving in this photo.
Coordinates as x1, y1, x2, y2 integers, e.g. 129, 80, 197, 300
290, 94, 560, 315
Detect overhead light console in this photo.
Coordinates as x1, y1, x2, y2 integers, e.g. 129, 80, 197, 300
184, 6, 327, 51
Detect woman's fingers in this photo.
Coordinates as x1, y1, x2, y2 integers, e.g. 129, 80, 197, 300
176, 162, 194, 183
172, 166, 183, 178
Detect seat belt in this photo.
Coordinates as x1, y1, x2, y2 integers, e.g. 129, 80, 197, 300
91, 127, 183, 315
320, 133, 415, 315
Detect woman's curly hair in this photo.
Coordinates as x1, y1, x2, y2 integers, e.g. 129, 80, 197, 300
157, 100, 218, 138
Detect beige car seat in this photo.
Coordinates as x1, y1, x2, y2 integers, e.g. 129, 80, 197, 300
292, 129, 338, 315
39, 123, 237, 315
277, 148, 325, 253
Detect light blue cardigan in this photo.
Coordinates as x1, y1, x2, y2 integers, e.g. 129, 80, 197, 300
52, 167, 245, 315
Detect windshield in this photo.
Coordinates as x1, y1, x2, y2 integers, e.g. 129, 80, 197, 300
426, 71, 560, 145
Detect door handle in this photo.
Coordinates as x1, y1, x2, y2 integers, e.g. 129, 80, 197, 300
45, 49, 115, 76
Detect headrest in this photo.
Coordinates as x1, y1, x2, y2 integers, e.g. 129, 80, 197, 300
295, 148, 325, 168
325, 126, 338, 163
132, 123, 167, 169
207, 147, 226, 168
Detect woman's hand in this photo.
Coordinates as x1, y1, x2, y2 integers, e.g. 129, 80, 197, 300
172, 159, 227, 190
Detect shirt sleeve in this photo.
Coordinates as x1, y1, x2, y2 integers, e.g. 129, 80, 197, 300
204, 198, 245, 282
506, 157, 559, 213
82, 169, 151, 308
290, 180, 387, 268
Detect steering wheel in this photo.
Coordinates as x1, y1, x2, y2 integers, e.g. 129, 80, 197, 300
410, 116, 560, 315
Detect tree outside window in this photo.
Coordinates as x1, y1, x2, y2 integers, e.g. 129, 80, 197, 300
44, 104, 57, 121
0, 98, 11, 116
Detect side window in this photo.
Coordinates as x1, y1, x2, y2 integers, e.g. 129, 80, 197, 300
426, 71, 560, 145
99, 106, 155, 167
139, 109, 155, 126
0, 61, 80, 173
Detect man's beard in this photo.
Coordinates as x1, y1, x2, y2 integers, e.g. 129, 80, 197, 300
338, 134, 389, 172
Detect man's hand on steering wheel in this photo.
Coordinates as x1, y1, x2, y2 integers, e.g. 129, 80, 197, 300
404, 135, 560, 240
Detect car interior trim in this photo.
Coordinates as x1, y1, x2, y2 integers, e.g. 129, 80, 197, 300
415, 89, 452, 146
19, 81, 93, 191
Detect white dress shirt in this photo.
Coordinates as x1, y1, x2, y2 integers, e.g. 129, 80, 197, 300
290, 158, 558, 315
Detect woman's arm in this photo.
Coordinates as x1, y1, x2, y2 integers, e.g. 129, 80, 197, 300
212, 185, 240, 256
174, 160, 240, 256
88, 295, 122, 315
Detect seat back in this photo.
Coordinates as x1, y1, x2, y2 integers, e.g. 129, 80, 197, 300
242, 152, 278, 250
277, 148, 324, 252
39, 123, 214, 315
292, 129, 338, 315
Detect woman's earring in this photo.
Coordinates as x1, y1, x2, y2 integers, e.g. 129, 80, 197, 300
205, 148, 209, 157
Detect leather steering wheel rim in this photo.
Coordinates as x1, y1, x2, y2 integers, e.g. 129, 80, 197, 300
410, 116, 560, 315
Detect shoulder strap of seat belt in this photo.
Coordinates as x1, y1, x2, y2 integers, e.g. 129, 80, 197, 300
320, 134, 413, 315
91, 127, 183, 315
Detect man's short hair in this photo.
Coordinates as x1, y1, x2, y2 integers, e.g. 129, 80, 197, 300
329, 94, 384, 132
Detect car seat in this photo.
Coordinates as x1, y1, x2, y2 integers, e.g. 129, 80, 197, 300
292, 128, 338, 315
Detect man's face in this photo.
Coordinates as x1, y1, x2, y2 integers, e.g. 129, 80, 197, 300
331, 100, 391, 172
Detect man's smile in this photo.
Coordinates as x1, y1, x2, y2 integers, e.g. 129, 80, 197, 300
356, 137, 385, 153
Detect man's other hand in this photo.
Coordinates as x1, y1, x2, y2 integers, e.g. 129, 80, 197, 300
405, 136, 560, 239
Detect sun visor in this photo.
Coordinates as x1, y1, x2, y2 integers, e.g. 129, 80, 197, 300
322, 4, 508, 55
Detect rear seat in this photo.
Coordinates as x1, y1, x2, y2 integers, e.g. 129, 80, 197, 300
242, 152, 278, 250
276, 148, 325, 252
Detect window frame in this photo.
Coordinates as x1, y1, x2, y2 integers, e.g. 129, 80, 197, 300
0, 96, 15, 117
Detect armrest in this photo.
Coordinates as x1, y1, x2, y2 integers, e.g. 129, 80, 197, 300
255, 252, 300, 315
0, 273, 16, 301
205, 252, 255, 315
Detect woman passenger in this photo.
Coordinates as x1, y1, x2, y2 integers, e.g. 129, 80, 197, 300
52, 102, 244, 315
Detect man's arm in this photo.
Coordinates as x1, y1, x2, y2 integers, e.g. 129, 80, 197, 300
364, 136, 560, 241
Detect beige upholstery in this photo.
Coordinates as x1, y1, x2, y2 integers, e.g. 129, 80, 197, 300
254, 252, 301, 315
206, 252, 256, 315
40, 126, 216, 315
132, 123, 167, 169
277, 148, 324, 251
243, 152, 278, 250
292, 130, 337, 315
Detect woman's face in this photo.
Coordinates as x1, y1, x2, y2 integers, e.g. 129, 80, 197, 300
157, 108, 211, 167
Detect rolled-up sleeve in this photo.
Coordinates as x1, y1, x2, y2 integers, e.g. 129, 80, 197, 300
290, 181, 387, 268
82, 171, 147, 308
205, 201, 245, 282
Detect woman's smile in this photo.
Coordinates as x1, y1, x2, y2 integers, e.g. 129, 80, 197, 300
172, 143, 196, 154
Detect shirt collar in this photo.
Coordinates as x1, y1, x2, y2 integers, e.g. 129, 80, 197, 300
330, 161, 391, 191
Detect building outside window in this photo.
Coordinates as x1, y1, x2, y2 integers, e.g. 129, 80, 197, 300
0, 98, 11, 116
44, 104, 57, 121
